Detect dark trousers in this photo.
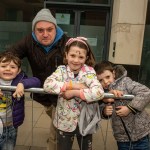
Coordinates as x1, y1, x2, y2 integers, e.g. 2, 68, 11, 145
57, 126, 92, 150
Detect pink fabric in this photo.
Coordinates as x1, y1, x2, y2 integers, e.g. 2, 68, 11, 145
80, 89, 86, 100
61, 82, 67, 92
66, 37, 89, 52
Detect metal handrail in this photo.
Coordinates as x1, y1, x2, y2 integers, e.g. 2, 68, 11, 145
0, 85, 134, 100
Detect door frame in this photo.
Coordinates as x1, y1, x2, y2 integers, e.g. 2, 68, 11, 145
44, 1, 114, 60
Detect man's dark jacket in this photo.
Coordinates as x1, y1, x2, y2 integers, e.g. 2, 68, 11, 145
7, 33, 69, 107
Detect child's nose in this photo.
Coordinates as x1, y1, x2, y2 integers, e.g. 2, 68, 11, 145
74, 57, 79, 62
6, 66, 10, 70
104, 79, 108, 84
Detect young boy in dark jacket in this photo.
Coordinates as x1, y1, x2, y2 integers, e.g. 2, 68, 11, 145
0, 51, 41, 150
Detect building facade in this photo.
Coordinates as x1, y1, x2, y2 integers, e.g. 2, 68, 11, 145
0, 0, 149, 85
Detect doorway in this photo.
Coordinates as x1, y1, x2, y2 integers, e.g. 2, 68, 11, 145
44, 1, 113, 62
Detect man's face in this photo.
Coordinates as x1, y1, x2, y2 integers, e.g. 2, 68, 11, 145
34, 21, 56, 46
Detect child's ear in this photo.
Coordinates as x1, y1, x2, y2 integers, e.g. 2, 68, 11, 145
86, 56, 89, 60
17, 68, 21, 74
65, 52, 68, 59
113, 70, 115, 79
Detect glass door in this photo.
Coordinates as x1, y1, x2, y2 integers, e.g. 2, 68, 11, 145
79, 11, 107, 62
44, 1, 112, 62
50, 9, 75, 37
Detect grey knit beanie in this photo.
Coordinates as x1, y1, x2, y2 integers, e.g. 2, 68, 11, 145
32, 8, 57, 31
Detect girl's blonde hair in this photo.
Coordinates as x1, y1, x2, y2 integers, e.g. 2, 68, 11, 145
63, 37, 95, 67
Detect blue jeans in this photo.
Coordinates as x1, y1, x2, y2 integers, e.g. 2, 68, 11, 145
0, 126, 17, 150
57, 126, 92, 150
117, 135, 150, 150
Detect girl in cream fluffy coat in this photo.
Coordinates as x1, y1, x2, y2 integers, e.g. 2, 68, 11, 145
44, 37, 104, 150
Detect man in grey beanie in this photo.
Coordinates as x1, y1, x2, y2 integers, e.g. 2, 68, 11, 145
32, 8, 57, 31
6, 8, 69, 150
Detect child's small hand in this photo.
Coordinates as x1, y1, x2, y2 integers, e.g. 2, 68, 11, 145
13, 83, 24, 100
74, 83, 88, 90
116, 106, 131, 117
61, 90, 74, 100
109, 90, 123, 97
104, 104, 113, 116
103, 98, 114, 103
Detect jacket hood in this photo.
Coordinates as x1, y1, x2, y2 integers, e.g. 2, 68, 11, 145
114, 65, 127, 80
12, 71, 26, 86
109, 65, 127, 89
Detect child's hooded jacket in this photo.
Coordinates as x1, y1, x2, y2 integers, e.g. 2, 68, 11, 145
44, 64, 104, 135
105, 65, 150, 142
4, 71, 41, 128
